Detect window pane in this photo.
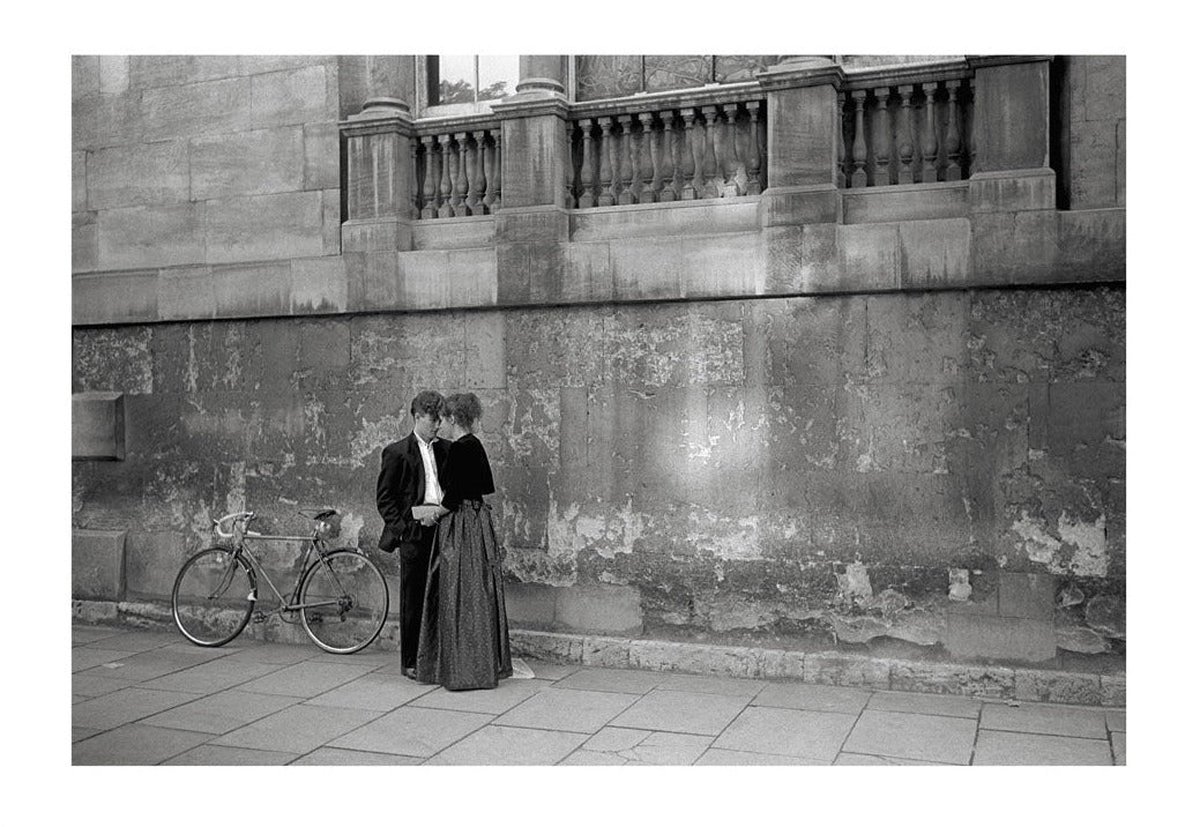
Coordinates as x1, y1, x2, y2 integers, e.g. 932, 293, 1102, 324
715, 55, 787, 83
477, 55, 517, 101
575, 55, 642, 102
644, 55, 711, 93
437, 54, 475, 105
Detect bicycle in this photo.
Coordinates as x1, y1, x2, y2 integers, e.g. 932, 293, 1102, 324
171, 508, 389, 654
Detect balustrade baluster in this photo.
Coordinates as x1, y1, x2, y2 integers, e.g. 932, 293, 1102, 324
410, 141, 421, 219
745, 101, 762, 195
565, 121, 576, 208
482, 132, 496, 212
699, 105, 720, 198
659, 110, 678, 202
492, 132, 502, 210
598, 117, 616, 207
467, 131, 484, 215
837, 96, 847, 189
717, 104, 740, 197
646, 113, 663, 203
420, 135, 438, 218
897, 85, 915, 184
617, 114, 634, 205
437, 133, 454, 218
965, 77, 975, 178
579, 119, 596, 208
945, 81, 963, 181
637, 111, 655, 203
872, 87, 891, 186
681, 109, 701, 200
850, 91, 868, 188
452, 132, 469, 217
920, 83, 939, 183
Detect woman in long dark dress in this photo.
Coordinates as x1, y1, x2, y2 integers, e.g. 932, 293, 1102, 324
414, 393, 512, 690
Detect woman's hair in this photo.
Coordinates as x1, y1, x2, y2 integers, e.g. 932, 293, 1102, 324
441, 392, 483, 430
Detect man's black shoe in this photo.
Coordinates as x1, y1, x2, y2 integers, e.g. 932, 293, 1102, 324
402, 666, 418, 680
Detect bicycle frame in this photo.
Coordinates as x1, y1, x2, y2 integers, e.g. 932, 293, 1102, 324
231, 529, 348, 619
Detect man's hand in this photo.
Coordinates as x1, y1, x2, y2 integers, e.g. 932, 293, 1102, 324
418, 516, 437, 527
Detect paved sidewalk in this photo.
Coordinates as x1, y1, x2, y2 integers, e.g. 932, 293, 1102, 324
72, 623, 1125, 766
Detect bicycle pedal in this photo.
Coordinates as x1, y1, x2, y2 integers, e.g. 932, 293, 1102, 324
252, 612, 268, 624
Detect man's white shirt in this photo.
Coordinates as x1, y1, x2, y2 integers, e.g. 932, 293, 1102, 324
416, 433, 443, 505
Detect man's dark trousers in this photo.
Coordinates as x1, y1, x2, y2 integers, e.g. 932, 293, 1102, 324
395, 529, 436, 670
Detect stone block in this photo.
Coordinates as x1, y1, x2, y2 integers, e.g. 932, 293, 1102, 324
496, 208, 569, 244
1013, 669, 1103, 705
72, 391, 126, 460
1048, 381, 1124, 459
500, 114, 568, 209
562, 242, 614, 303
945, 613, 1056, 662
73, 272, 158, 325
98, 203, 206, 270
157, 265, 216, 321
73, 528, 127, 600
211, 261, 293, 318
73, 55, 100, 99
840, 183, 968, 225
398, 248, 497, 310
240, 55, 325, 76
756, 648, 807, 681
504, 582, 558, 629
580, 635, 631, 668
972, 60, 1050, 173
1055, 208, 1125, 283
204, 191, 324, 264
1083, 56, 1125, 122
889, 660, 1015, 699
341, 218, 412, 254
526, 243, 568, 304
680, 232, 765, 298
1115, 119, 1125, 206
831, 223, 901, 292
611, 236, 684, 300
72, 600, 119, 624
303, 121, 340, 191
627, 639, 764, 678
290, 256, 348, 315
763, 225, 805, 293
554, 585, 643, 635
124, 531, 185, 598
464, 312, 507, 389
1068, 120, 1119, 209
766, 84, 839, 187
412, 217, 496, 251
73, 211, 98, 273
759, 186, 839, 226
73, 151, 88, 213
969, 209, 1057, 285
88, 140, 190, 210
249, 65, 332, 128
509, 629, 584, 663
321, 189, 341, 255
1100, 674, 1125, 707
190, 126, 305, 200
496, 243, 531, 304
803, 652, 891, 689
142, 77, 253, 141
129, 55, 241, 90
98, 56, 130, 95
898, 218, 971, 289
571, 200, 759, 242
968, 169, 1056, 213
997, 571, 1056, 619
75, 90, 145, 150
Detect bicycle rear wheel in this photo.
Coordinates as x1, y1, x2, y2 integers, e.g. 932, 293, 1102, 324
298, 549, 389, 654
172, 547, 256, 647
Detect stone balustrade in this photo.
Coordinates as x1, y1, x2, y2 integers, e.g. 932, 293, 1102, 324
413, 118, 502, 219
839, 61, 974, 188
566, 88, 767, 209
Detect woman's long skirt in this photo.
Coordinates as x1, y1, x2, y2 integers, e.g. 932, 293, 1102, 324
415, 500, 512, 690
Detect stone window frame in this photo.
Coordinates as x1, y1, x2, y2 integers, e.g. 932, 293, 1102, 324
417, 54, 520, 119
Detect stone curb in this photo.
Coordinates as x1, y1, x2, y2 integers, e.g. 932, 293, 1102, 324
71, 601, 1125, 708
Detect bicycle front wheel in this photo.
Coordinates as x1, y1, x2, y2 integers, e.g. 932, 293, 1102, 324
299, 549, 389, 654
172, 547, 256, 647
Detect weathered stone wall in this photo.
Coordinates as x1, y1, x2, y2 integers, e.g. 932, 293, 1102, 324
1057, 56, 1125, 209
73, 287, 1124, 661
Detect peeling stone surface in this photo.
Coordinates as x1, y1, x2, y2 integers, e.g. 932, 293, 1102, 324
1085, 594, 1125, 639
73, 287, 1124, 665
1056, 624, 1110, 654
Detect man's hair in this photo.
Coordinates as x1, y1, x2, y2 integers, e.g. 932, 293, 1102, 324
441, 392, 483, 429
411, 390, 445, 418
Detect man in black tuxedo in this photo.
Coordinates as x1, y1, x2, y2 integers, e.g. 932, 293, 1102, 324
376, 390, 448, 679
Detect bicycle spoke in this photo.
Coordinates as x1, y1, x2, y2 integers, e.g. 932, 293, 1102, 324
172, 548, 255, 647
299, 550, 389, 654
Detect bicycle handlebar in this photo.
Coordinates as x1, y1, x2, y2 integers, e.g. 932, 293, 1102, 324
213, 511, 255, 539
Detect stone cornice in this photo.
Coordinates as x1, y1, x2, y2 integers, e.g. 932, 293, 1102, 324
755, 58, 846, 92
966, 55, 1054, 69
490, 91, 572, 121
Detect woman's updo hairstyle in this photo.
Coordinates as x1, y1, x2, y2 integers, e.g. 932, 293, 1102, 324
441, 392, 483, 430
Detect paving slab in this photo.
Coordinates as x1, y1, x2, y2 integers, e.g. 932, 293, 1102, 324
583, 727, 650, 752
212, 703, 381, 754
834, 752, 950, 766
142, 689, 298, 734
409, 679, 552, 715
222, 642, 320, 664
493, 687, 641, 734
72, 647, 138, 673
1112, 732, 1125, 765
608, 689, 750, 736
73, 625, 125, 646
973, 730, 1113, 765
867, 690, 982, 719
554, 667, 665, 695
73, 727, 103, 743
291, 748, 425, 765
712, 706, 857, 762
163, 744, 297, 765
329, 706, 493, 757
614, 731, 713, 765
72, 723, 212, 765
72, 687, 202, 731
656, 673, 767, 697
139, 658, 286, 693
72, 672, 139, 699
695, 748, 829, 766
980, 701, 1107, 739
1106, 710, 1126, 733
753, 682, 871, 715
842, 710, 977, 765
305, 650, 397, 667
305, 673, 439, 711
236, 660, 378, 698
425, 724, 588, 765
80, 630, 179, 653
522, 660, 581, 681
560, 749, 628, 765
77, 648, 222, 682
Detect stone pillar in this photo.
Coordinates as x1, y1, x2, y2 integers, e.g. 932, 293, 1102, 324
490, 56, 572, 304
339, 97, 416, 253
337, 55, 418, 119
756, 56, 845, 226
